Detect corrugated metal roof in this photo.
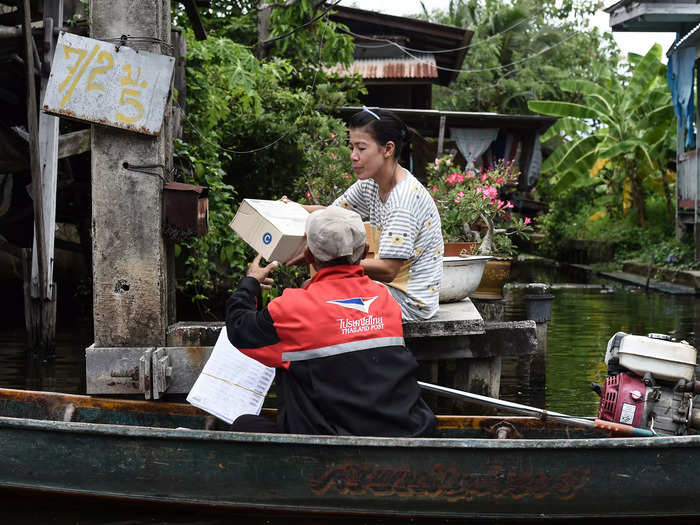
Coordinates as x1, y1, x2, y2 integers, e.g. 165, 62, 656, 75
326, 54, 438, 80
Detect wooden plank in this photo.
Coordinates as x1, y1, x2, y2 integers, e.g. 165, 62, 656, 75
23, 0, 45, 298
57, 129, 90, 158
31, 3, 62, 301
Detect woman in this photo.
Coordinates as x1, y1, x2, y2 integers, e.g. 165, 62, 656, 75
291, 107, 443, 321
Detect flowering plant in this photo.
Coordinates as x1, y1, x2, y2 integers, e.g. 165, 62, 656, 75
427, 154, 533, 257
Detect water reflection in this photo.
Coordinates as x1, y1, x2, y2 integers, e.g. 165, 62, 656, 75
504, 259, 699, 417
0, 325, 89, 394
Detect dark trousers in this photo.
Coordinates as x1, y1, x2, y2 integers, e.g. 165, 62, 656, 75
229, 414, 282, 433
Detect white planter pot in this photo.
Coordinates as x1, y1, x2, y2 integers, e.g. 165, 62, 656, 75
439, 255, 492, 303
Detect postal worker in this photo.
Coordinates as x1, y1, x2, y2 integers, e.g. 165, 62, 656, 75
285, 107, 443, 322
226, 206, 436, 436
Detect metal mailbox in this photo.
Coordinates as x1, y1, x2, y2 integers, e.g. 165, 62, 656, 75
163, 181, 209, 240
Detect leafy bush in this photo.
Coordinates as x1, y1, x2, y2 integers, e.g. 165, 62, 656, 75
172, 3, 363, 315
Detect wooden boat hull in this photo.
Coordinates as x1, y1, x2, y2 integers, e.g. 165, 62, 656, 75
0, 388, 698, 519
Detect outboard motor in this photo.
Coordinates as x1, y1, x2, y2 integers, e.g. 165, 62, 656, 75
592, 332, 700, 436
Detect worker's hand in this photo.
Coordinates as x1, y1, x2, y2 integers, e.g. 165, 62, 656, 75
285, 241, 308, 267
246, 254, 278, 289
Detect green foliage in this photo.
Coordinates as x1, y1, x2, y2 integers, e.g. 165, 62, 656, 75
419, 0, 620, 115
537, 187, 678, 266
172, 2, 364, 315
269, 0, 355, 71
292, 130, 354, 205
529, 44, 676, 228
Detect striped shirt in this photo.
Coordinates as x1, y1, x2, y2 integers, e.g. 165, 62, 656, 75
332, 170, 443, 321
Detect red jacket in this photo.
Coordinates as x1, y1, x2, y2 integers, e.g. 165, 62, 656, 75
226, 265, 436, 437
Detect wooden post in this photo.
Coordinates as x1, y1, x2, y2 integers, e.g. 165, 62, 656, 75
171, 28, 186, 141
256, 1, 272, 60
23, 0, 62, 350
436, 115, 446, 157
90, 0, 171, 348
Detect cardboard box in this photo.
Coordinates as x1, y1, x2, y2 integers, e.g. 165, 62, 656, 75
229, 199, 309, 263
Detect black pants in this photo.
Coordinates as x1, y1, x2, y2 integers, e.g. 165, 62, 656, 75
229, 414, 282, 433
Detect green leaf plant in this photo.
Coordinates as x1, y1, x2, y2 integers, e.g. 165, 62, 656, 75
528, 44, 676, 228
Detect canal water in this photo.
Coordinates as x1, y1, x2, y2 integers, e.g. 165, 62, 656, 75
1, 260, 699, 523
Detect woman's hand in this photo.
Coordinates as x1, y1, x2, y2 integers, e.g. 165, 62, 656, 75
285, 242, 308, 266
246, 254, 278, 289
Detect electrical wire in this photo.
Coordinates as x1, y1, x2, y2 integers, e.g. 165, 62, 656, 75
263, 0, 342, 45
184, 14, 331, 155
350, 6, 548, 55
342, 26, 578, 74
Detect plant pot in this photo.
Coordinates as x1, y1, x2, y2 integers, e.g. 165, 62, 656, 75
470, 258, 512, 300
443, 242, 480, 257
439, 255, 492, 303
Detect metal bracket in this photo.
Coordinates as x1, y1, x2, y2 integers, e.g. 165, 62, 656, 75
86, 344, 212, 398
139, 348, 153, 400
152, 347, 172, 400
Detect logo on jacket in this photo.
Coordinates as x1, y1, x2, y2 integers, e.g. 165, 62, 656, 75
326, 296, 378, 314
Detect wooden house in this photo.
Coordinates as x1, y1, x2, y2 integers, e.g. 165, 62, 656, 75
328, 6, 472, 109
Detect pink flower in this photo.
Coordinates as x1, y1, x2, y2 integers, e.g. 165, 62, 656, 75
330, 153, 337, 159
445, 173, 465, 185
466, 172, 475, 178
481, 186, 498, 200
306, 191, 312, 199
480, 173, 489, 182
432, 185, 438, 192
496, 178, 504, 184
457, 191, 465, 197
454, 198, 461, 204
524, 217, 532, 225
344, 174, 351, 179
330, 133, 337, 138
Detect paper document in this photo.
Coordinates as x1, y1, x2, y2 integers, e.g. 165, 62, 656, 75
187, 327, 275, 424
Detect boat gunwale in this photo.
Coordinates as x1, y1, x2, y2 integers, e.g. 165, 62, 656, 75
2, 413, 700, 450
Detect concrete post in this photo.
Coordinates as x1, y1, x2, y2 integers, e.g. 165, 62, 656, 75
523, 283, 553, 357
523, 283, 553, 408
90, 0, 171, 347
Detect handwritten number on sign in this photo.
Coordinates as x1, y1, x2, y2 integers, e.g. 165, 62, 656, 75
58, 44, 99, 107
116, 65, 148, 124
86, 50, 115, 93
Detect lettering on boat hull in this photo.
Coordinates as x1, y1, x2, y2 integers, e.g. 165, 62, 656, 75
309, 462, 591, 502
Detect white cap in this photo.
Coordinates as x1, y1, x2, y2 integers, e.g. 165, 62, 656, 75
305, 206, 366, 262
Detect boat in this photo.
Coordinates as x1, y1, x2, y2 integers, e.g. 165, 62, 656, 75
1, 387, 699, 520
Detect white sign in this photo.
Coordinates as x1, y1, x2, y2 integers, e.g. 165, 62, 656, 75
42, 32, 175, 136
